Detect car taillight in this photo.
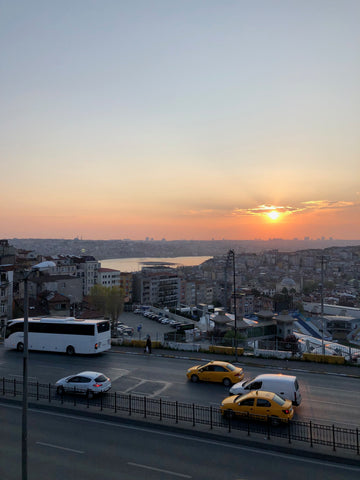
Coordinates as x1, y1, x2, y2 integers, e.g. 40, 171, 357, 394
95, 343, 98, 349
282, 409, 290, 414
93, 383, 102, 388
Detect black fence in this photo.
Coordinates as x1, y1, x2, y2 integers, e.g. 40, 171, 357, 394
2, 377, 359, 455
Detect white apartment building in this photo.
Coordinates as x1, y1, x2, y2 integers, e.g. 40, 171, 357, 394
97, 268, 121, 287
73, 256, 100, 295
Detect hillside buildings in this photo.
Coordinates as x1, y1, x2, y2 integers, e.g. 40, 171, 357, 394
1, 238, 359, 345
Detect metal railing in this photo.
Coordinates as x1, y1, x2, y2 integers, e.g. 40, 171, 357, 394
2, 377, 359, 455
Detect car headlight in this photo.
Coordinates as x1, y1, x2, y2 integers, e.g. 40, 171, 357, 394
187, 369, 191, 373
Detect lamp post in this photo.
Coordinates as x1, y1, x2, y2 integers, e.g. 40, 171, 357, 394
22, 261, 55, 480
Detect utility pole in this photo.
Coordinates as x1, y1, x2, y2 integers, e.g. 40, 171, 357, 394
227, 249, 238, 361
321, 256, 325, 355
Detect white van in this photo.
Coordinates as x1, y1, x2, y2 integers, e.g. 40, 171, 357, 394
229, 373, 302, 406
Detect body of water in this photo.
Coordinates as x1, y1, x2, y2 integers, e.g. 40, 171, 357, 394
99, 256, 212, 272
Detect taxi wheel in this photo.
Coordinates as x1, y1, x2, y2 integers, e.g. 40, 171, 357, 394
270, 416, 281, 427
191, 374, 199, 383
222, 378, 232, 387
223, 409, 234, 419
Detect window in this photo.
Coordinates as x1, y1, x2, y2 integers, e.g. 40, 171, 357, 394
239, 398, 254, 407
5, 322, 23, 338
272, 394, 286, 406
256, 398, 271, 408
249, 381, 262, 390
78, 376, 91, 383
213, 365, 226, 372
203, 365, 214, 372
226, 364, 236, 371
97, 321, 110, 333
5, 321, 95, 336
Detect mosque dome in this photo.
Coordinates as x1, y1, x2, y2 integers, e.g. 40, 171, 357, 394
280, 277, 296, 289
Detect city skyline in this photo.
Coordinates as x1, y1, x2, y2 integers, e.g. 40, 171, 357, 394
1, 1, 360, 241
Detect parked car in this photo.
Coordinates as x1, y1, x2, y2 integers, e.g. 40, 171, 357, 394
229, 373, 302, 406
55, 371, 111, 398
186, 361, 244, 387
117, 325, 134, 336
220, 390, 294, 425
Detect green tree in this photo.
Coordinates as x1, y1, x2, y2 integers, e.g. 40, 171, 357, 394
302, 281, 317, 295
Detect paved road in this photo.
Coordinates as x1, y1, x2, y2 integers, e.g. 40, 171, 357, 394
1, 402, 359, 480
1, 340, 360, 429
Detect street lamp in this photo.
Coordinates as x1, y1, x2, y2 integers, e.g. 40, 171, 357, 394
22, 261, 55, 480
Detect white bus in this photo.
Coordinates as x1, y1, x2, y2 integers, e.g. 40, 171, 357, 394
4, 317, 111, 355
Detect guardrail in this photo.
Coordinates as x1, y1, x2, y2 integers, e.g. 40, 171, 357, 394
2, 377, 359, 455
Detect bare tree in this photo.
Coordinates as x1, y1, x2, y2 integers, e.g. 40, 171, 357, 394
89, 285, 124, 332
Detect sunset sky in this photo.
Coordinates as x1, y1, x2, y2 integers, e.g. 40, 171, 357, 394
1, 1, 359, 241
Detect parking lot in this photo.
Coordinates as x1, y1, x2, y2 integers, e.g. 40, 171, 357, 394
117, 311, 181, 342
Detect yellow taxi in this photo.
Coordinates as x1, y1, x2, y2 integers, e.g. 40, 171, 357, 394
186, 361, 244, 387
220, 390, 294, 425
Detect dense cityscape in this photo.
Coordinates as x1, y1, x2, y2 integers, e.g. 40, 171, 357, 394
1, 238, 360, 352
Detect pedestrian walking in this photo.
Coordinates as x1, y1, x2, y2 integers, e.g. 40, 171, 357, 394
145, 334, 152, 354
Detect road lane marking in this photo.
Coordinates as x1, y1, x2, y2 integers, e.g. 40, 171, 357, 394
128, 462, 191, 478
3, 402, 359, 472
36, 442, 84, 454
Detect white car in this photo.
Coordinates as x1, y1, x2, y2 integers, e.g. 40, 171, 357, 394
55, 371, 111, 398
117, 325, 134, 336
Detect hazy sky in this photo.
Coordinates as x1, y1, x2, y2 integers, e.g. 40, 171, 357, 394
1, 1, 359, 241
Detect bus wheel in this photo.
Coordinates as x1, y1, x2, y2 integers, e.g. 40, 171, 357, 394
17, 342, 24, 352
66, 345, 75, 356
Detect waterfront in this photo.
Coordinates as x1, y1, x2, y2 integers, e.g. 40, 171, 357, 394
99, 256, 212, 272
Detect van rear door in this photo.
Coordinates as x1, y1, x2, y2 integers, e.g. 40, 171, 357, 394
294, 378, 302, 405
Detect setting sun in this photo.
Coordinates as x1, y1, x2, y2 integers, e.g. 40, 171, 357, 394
267, 210, 280, 221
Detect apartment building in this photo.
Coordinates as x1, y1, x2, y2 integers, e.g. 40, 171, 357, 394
0, 266, 13, 330
133, 267, 180, 307
97, 267, 121, 287
72, 255, 100, 295
119, 272, 133, 302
